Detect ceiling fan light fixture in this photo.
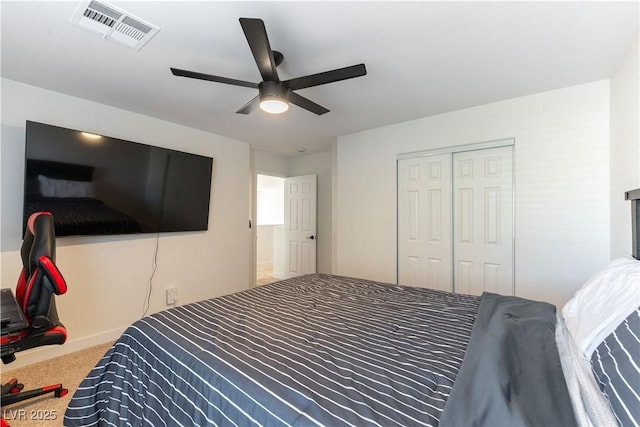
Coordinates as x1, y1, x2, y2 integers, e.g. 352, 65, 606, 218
259, 81, 290, 114
260, 98, 289, 114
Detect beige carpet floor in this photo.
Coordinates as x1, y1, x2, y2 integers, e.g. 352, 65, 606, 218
1, 341, 113, 427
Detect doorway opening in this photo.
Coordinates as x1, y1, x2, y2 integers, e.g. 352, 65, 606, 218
256, 174, 285, 285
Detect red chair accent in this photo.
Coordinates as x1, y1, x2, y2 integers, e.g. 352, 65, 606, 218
1, 212, 68, 424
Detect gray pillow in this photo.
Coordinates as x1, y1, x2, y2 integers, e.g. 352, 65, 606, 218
591, 308, 640, 427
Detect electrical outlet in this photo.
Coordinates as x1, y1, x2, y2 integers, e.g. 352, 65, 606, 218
166, 288, 177, 306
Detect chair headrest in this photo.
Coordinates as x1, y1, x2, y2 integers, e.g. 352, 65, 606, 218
21, 212, 56, 277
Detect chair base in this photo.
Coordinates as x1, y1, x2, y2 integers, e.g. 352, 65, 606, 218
1, 377, 68, 406
1, 378, 68, 427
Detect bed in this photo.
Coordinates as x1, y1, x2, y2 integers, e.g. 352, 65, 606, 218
64, 192, 640, 426
24, 159, 141, 236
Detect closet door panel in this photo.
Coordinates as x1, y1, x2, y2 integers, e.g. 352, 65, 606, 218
453, 146, 513, 296
397, 155, 452, 291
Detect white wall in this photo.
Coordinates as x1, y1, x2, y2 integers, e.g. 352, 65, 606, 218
256, 225, 276, 265
610, 32, 640, 259
335, 81, 611, 309
0, 79, 252, 369
253, 150, 291, 176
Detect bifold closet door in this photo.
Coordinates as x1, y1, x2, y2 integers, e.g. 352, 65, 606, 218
398, 145, 514, 295
397, 155, 452, 291
453, 146, 513, 296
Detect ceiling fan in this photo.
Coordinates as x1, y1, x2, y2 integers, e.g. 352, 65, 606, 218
170, 18, 367, 115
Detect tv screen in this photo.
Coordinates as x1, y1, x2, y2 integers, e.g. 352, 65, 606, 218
24, 121, 213, 237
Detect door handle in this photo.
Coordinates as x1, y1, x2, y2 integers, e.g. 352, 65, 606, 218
307, 235, 317, 240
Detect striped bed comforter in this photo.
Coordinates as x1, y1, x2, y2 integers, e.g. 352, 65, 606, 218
64, 274, 481, 426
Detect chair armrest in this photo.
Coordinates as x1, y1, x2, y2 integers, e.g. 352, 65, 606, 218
38, 256, 67, 295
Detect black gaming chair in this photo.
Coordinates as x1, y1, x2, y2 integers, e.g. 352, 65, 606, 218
1, 212, 68, 410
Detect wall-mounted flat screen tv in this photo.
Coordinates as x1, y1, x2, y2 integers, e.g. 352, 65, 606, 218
24, 121, 213, 237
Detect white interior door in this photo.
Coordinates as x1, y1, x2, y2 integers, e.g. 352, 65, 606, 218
397, 155, 452, 291
284, 175, 317, 278
453, 146, 513, 295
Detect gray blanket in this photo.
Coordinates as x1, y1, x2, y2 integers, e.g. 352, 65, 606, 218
440, 292, 577, 426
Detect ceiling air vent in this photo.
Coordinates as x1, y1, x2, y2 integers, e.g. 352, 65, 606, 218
71, 0, 159, 50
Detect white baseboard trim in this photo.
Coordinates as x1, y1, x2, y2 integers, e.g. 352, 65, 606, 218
272, 272, 285, 279
2, 326, 126, 373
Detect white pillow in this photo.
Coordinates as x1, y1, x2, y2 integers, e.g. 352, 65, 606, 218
562, 257, 640, 360
38, 175, 95, 198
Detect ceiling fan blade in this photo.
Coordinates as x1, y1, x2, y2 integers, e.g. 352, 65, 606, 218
171, 68, 258, 89
289, 92, 329, 115
236, 95, 260, 114
285, 64, 367, 91
239, 18, 279, 82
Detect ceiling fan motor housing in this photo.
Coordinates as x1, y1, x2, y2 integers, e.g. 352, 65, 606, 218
259, 80, 290, 102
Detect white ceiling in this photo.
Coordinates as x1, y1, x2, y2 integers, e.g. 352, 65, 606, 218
1, 1, 638, 156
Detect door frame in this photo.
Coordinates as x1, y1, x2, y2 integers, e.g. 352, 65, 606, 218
251, 171, 318, 285
396, 138, 515, 291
